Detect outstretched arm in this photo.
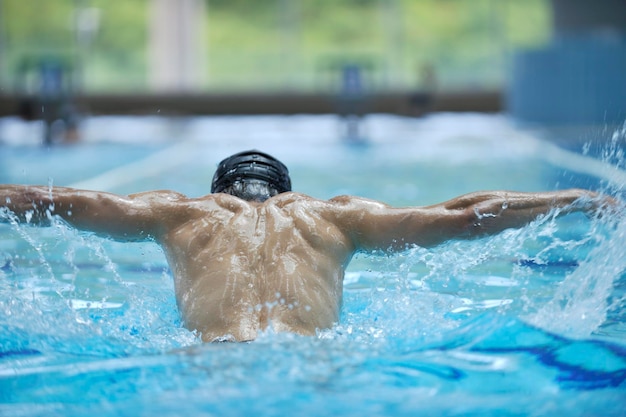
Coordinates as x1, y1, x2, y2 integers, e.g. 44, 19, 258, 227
330, 189, 613, 252
1, 185, 186, 241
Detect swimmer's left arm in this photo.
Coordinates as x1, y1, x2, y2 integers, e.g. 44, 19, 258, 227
329, 189, 616, 251
0, 185, 187, 241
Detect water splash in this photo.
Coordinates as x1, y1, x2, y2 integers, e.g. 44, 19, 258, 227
525, 125, 626, 338
337, 189, 624, 344
2, 115, 626, 416
0, 214, 199, 355
526, 214, 625, 338
585, 121, 626, 195
505, 134, 625, 339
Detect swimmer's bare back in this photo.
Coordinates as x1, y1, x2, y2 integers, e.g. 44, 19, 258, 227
1, 185, 607, 341
161, 192, 354, 342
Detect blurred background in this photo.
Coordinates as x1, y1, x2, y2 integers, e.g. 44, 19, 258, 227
0, 0, 624, 144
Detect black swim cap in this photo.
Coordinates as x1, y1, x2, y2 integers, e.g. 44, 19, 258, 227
211, 150, 292, 194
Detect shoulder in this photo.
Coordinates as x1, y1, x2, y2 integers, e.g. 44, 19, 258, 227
267, 192, 383, 206
267, 192, 318, 206
268, 193, 392, 223
267, 192, 348, 210
127, 190, 229, 209
128, 190, 188, 203
327, 195, 389, 208
121, 190, 223, 219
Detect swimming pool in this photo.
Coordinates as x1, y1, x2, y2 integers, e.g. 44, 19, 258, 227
1, 113, 625, 416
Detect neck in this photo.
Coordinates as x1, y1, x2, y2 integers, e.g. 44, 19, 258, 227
221, 179, 278, 202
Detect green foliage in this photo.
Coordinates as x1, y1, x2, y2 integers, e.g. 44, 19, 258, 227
0, 0, 551, 92
1, 0, 148, 90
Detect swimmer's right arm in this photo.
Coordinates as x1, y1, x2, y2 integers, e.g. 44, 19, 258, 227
0, 185, 187, 241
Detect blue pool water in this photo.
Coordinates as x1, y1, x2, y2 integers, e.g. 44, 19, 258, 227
1, 113, 625, 416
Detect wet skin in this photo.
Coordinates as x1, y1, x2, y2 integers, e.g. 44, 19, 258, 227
0, 185, 607, 341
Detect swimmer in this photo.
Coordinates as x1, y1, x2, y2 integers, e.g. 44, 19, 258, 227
0, 150, 615, 342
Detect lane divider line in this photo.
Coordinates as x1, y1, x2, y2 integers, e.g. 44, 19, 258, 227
69, 141, 196, 192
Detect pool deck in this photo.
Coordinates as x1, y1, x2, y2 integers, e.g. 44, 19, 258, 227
0, 90, 501, 118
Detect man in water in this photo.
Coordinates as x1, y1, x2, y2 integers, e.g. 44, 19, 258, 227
0, 150, 612, 342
